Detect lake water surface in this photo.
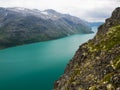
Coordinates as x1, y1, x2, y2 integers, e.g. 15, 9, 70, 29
0, 27, 97, 90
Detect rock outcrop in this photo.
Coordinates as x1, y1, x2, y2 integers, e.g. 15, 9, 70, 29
54, 7, 120, 90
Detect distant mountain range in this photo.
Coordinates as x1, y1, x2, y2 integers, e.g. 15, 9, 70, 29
0, 7, 93, 49
89, 22, 104, 27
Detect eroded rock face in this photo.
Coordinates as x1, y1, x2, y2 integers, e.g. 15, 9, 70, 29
54, 7, 120, 90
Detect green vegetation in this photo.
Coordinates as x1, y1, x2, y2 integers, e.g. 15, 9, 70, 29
54, 24, 120, 90
53, 7, 120, 90
103, 73, 114, 83
88, 25, 120, 52
111, 56, 120, 70
0, 7, 93, 49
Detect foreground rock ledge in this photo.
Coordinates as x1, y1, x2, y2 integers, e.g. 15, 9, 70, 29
54, 7, 120, 90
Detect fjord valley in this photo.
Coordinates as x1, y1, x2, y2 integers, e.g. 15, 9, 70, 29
0, 27, 97, 90
0, 0, 119, 90
0, 7, 99, 90
0, 7, 93, 49
54, 7, 120, 90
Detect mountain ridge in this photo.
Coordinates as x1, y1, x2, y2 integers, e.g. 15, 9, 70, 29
54, 7, 120, 90
0, 7, 93, 49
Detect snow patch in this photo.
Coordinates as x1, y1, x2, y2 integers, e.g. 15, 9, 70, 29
14, 7, 26, 11
41, 11, 48, 15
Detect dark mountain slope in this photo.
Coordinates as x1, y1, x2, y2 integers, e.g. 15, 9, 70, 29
0, 7, 93, 49
54, 7, 120, 90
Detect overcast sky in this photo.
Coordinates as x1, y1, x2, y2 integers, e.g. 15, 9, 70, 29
0, 0, 120, 22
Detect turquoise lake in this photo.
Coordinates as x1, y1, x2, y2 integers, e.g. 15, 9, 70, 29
0, 27, 97, 90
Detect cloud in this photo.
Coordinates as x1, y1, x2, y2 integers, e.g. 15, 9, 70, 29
78, 7, 116, 22
0, 0, 119, 22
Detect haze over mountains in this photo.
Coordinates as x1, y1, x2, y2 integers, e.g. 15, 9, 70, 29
0, 7, 93, 49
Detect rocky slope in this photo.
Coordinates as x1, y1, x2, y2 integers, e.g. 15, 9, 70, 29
0, 7, 92, 49
54, 7, 120, 90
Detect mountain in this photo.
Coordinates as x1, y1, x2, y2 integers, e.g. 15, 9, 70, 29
54, 7, 120, 90
89, 22, 104, 27
0, 7, 93, 49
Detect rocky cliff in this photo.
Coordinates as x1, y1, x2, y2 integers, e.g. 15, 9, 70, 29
54, 7, 120, 90
0, 7, 92, 49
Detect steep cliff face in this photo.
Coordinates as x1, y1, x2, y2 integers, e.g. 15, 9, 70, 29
54, 7, 120, 90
